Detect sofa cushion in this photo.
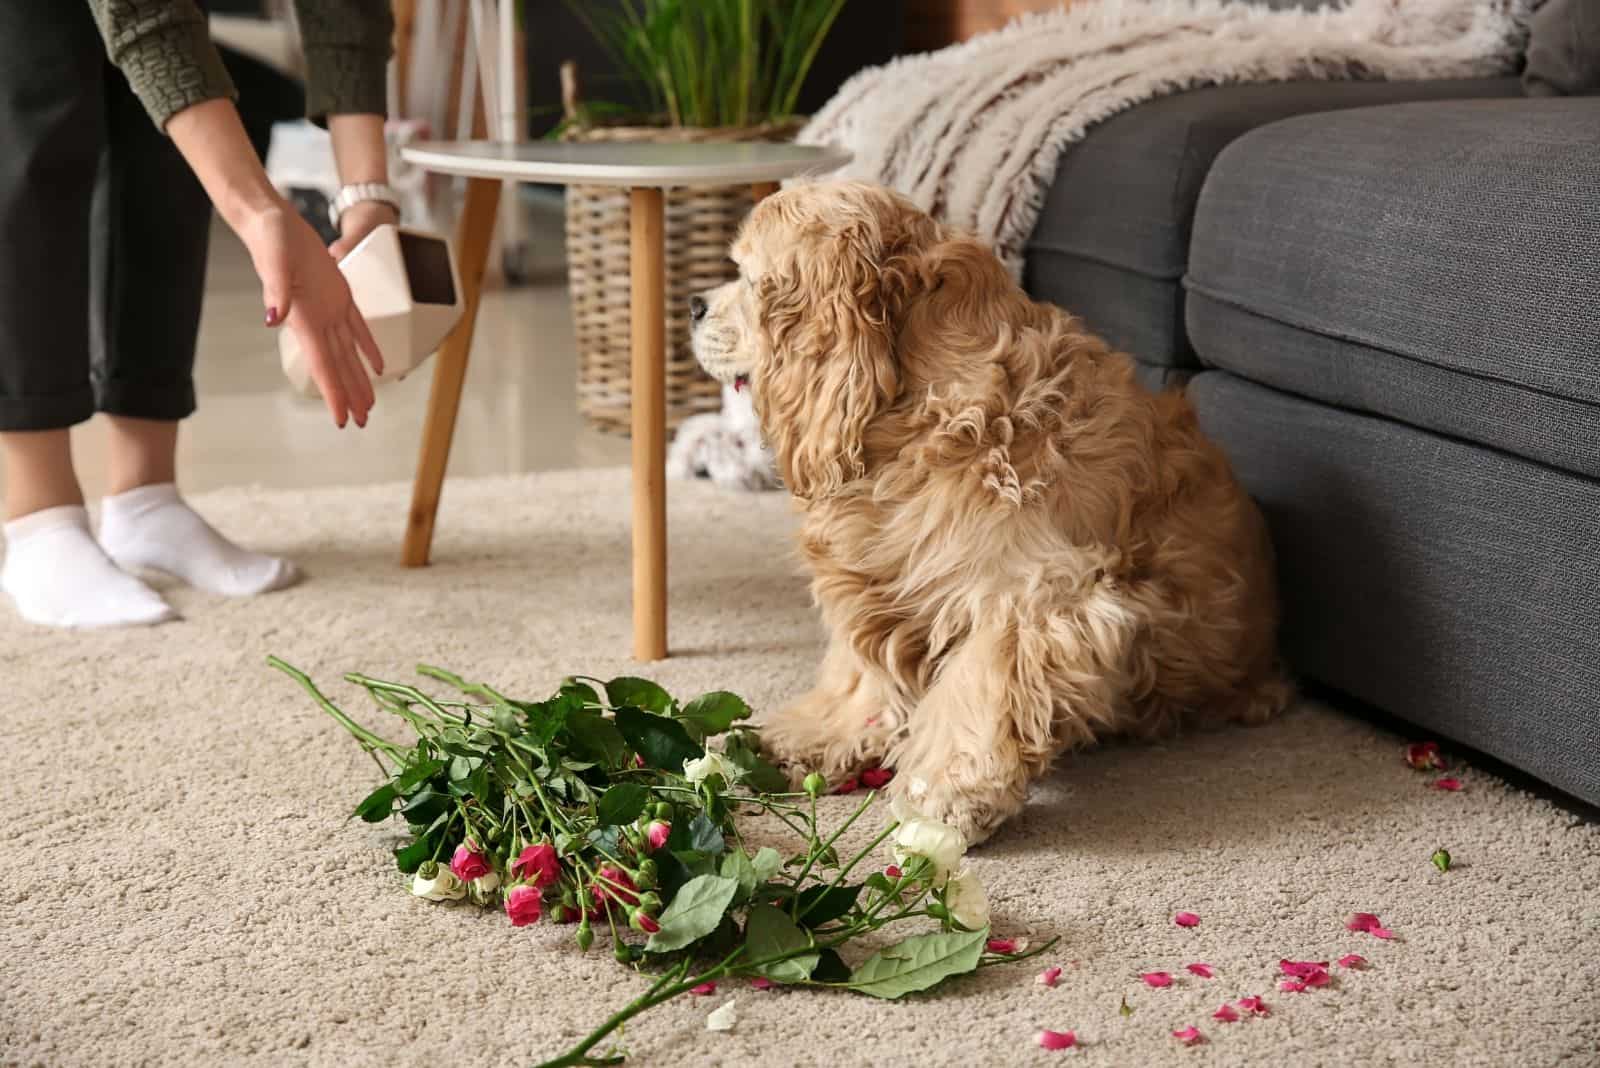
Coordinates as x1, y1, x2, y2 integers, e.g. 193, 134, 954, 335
1022, 78, 1520, 369
1186, 98, 1600, 478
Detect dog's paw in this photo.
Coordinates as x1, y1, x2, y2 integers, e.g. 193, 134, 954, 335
892, 774, 1027, 847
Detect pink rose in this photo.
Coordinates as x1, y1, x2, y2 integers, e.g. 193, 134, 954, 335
591, 865, 640, 909
645, 821, 671, 852
511, 843, 562, 889
449, 842, 491, 883
505, 884, 543, 927
630, 909, 661, 934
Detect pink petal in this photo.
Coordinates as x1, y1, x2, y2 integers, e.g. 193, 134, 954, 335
1371, 927, 1395, 940
1212, 1004, 1240, 1023
1186, 963, 1215, 978
1237, 996, 1270, 1016
1279, 980, 1307, 993
750, 977, 775, 990
1036, 1030, 1077, 1051
1172, 1026, 1205, 1046
1173, 912, 1201, 928
1404, 742, 1446, 771
833, 778, 859, 795
1279, 959, 1330, 978
1303, 968, 1331, 988
987, 938, 1019, 955
860, 767, 895, 789
1338, 954, 1367, 970
1346, 913, 1383, 933
1432, 777, 1463, 791
1036, 966, 1063, 988
1141, 972, 1174, 988
689, 981, 717, 996
885, 865, 902, 879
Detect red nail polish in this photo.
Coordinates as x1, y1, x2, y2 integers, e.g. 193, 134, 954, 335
265, 306, 280, 326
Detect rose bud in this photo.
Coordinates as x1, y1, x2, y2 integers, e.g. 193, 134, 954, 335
449, 841, 491, 883
803, 772, 827, 799
576, 922, 594, 951
504, 884, 543, 927
510, 842, 562, 889
629, 909, 661, 934
645, 820, 672, 852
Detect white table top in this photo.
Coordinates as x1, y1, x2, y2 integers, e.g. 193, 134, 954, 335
400, 140, 852, 188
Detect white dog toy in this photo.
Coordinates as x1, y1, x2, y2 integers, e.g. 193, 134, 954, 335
666, 382, 782, 491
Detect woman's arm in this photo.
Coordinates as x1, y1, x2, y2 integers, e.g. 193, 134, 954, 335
327, 114, 400, 258
167, 99, 382, 429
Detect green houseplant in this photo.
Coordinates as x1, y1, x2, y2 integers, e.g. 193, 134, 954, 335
557, 0, 851, 435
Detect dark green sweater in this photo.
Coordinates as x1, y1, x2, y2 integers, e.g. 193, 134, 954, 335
87, 1, 394, 129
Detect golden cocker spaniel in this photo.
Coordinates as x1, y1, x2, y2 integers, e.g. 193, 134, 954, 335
690, 181, 1290, 842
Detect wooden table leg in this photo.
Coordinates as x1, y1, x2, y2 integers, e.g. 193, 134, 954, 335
630, 187, 668, 661
402, 175, 502, 567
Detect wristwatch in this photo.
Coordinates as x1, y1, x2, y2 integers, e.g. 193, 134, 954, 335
328, 182, 401, 228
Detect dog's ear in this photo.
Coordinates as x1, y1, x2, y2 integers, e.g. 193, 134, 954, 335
754, 237, 903, 500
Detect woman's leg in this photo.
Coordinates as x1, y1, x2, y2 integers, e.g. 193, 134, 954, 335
91, 65, 296, 597
0, 4, 174, 627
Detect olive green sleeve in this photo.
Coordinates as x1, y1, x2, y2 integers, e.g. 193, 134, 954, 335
85, 0, 237, 129
292, 0, 395, 125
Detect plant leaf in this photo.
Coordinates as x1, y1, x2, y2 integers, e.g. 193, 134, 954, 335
811, 947, 852, 983
744, 903, 817, 983
395, 758, 444, 794
848, 927, 987, 999
564, 707, 628, 767
616, 706, 703, 770
393, 836, 434, 874
645, 874, 740, 953
353, 783, 397, 823
720, 850, 758, 902
750, 847, 783, 885
722, 730, 790, 794
597, 783, 652, 826
400, 785, 451, 826
605, 676, 676, 715
677, 691, 752, 740
687, 811, 726, 855
794, 883, 861, 927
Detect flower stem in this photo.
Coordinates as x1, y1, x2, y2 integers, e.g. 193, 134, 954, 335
266, 657, 404, 771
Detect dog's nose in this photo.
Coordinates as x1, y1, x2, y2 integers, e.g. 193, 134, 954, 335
689, 295, 707, 324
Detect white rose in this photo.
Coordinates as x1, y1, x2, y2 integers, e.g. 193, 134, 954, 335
892, 815, 967, 885
410, 864, 467, 902
683, 751, 734, 785
475, 869, 500, 892
944, 868, 989, 931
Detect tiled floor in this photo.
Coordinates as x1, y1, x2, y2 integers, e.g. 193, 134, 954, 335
31, 189, 630, 503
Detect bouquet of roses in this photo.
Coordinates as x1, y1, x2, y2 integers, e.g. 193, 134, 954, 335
269, 658, 1052, 1067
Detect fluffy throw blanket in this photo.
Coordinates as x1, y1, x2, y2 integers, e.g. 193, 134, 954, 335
671, 0, 1532, 491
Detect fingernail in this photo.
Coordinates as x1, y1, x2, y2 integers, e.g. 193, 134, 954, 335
265, 306, 280, 327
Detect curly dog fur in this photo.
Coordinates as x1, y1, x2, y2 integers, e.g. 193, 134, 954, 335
690, 181, 1291, 842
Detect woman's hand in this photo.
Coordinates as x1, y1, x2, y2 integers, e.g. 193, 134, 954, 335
328, 199, 401, 261
240, 204, 385, 428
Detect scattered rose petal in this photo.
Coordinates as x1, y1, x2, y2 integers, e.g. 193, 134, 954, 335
988, 938, 1020, 954
1186, 963, 1215, 979
1338, 954, 1367, 970
1174, 912, 1201, 928
833, 777, 859, 795
885, 865, 903, 879
1280, 959, 1330, 978
690, 981, 717, 996
750, 977, 774, 990
1237, 996, 1269, 1016
1303, 969, 1330, 988
1036, 1030, 1077, 1051
1037, 966, 1063, 988
1279, 980, 1307, 993
861, 767, 895, 789
1432, 777, 1463, 791
1404, 741, 1446, 770
1347, 913, 1396, 939
1212, 1004, 1240, 1023
705, 1000, 737, 1032
1142, 972, 1174, 988
1172, 1026, 1205, 1046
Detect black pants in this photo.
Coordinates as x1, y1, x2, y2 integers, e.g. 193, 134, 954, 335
0, 4, 211, 432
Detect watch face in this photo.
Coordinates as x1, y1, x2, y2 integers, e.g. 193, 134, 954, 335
399, 232, 456, 306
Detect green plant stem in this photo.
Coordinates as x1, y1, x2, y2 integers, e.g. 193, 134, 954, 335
267, 657, 403, 773
790, 790, 877, 914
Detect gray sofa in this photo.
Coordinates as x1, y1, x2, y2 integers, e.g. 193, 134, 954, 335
1021, 26, 1600, 805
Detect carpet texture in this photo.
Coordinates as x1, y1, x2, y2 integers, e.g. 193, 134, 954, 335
2, 468, 1596, 1067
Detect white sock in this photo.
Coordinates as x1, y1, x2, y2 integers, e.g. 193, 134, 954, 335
98, 482, 299, 597
1, 505, 178, 628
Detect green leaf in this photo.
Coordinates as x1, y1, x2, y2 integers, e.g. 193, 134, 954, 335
597, 783, 651, 826
720, 850, 757, 902
811, 947, 852, 983
401, 785, 451, 826
395, 758, 444, 794
794, 883, 861, 927
750, 847, 783, 885
863, 872, 892, 894
352, 782, 397, 823
393, 836, 434, 874
1431, 847, 1452, 873
848, 927, 987, 999
587, 826, 623, 860
722, 730, 790, 794
645, 874, 739, 953
745, 903, 817, 983
605, 676, 675, 715
687, 812, 725, 855
447, 753, 483, 781
615, 706, 703, 770
564, 707, 628, 767
676, 691, 752, 740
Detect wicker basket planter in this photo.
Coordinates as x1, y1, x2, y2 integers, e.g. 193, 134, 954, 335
563, 120, 801, 435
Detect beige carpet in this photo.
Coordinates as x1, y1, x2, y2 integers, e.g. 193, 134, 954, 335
3, 468, 1597, 1068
